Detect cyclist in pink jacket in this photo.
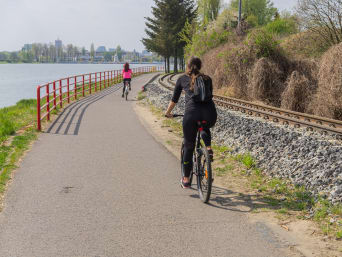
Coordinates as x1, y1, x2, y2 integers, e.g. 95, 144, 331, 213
122, 62, 132, 97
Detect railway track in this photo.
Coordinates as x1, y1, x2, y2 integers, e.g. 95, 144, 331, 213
158, 73, 342, 139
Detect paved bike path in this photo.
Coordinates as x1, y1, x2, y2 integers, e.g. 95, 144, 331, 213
0, 74, 289, 257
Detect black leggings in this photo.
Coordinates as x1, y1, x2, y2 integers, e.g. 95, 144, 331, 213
122, 78, 131, 94
182, 103, 217, 177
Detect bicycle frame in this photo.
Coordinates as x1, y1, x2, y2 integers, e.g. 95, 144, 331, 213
193, 126, 204, 177
174, 114, 212, 202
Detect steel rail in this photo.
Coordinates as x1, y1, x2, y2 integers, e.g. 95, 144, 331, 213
159, 74, 342, 138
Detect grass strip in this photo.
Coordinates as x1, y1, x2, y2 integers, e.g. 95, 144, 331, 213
0, 128, 37, 195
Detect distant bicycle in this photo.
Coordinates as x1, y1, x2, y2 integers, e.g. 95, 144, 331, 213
123, 80, 130, 101
170, 114, 213, 203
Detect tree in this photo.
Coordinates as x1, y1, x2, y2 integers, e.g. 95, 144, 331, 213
143, 0, 173, 71
90, 43, 95, 61
32, 43, 42, 62
143, 0, 196, 72
48, 44, 56, 62
198, 0, 222, 23
19, 51, 34, 63
10, 52, 19, 62
230, 0, 277, 26
104, 52, 113, 62
73, 46, 80, 61
116, 45, 123, 61
297, 0, 342, 46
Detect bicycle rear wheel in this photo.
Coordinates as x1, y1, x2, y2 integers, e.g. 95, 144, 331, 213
197, 146, 212, 203
180, 143, 193, 186
125, 88, 128, 101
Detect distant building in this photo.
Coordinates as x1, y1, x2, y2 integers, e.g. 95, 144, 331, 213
108, 48, 115, 52
22, 44, 32, 51
142, 50, 152, 56
96, 46, 106, 56
93, 55, 104, 62
55, 39, 62, 49
78, 55, 91, 62
113, 54, 119, 63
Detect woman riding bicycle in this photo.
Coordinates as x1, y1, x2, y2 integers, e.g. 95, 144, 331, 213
122, 62, 132, 97
165, 57, 217, 189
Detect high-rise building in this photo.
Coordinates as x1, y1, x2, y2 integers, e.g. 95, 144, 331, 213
55, 39, 62, 49
96, 46, 106, 54
22, 44, 33, 51
142, 50, 152, 56
55, 39, 63, 62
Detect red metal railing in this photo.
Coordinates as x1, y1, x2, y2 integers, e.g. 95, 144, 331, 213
37, 66, 164, 130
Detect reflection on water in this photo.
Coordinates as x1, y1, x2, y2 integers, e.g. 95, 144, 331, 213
0, 63, 159, 108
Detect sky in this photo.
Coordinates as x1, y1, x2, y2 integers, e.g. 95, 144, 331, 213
0, 0, 297, 52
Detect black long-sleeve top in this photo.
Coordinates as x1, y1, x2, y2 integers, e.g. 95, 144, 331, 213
171, 74, 214, 110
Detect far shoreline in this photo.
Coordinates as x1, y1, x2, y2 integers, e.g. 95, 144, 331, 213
0, 62, 164, 65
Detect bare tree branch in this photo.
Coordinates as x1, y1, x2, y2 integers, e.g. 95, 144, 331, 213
297, 0, 342, 46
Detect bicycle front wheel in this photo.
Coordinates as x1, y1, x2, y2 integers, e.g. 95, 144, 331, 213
197, 147, 212, 203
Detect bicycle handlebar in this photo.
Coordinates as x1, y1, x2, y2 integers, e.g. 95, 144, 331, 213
165, 114, 184, 118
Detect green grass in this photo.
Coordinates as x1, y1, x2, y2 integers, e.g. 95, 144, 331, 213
336, 230, 342, 239
0, 99, 37, 144
0, 146, 10, 171
0, 129, 37, 194
215, 164, 234, 177
137, 91, 146, 101
212, 144, 232, 154
228, 152, 342, 238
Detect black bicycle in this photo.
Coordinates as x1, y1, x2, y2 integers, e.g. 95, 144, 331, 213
123, 80, 129, 101
171, 114, 213, 203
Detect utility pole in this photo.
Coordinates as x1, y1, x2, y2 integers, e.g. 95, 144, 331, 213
238, 0, 242, 27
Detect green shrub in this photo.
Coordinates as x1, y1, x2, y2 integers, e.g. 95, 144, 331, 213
187, 29, 231, 58
241, 154, 255, 169
247, 29, 280, 58
0, 116, 15, 138
336, 230, 342, 239
16, 99, 36, 107
214, 9, 235, 30
265, 18, 298, 36
246, 15, 258, 28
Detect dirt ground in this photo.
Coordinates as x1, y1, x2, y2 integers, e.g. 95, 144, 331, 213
134, 100, 342, 257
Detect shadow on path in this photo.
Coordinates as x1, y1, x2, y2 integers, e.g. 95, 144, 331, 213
189, 184, 279, 213
46, 85, 122, 135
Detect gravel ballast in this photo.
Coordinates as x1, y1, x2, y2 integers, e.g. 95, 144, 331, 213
145, 81, 342, 203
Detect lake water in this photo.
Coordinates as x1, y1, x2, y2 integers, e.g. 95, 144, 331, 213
0, 63, 160, 108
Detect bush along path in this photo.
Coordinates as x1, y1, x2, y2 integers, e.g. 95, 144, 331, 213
142, 80, 342, 241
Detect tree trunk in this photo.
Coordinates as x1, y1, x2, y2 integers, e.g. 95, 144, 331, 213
167, 57, 170, 73
174, 48, 178, 73
164, 58, 167, 72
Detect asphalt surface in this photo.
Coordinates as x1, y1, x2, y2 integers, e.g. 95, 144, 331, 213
0, 74, 290, 257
